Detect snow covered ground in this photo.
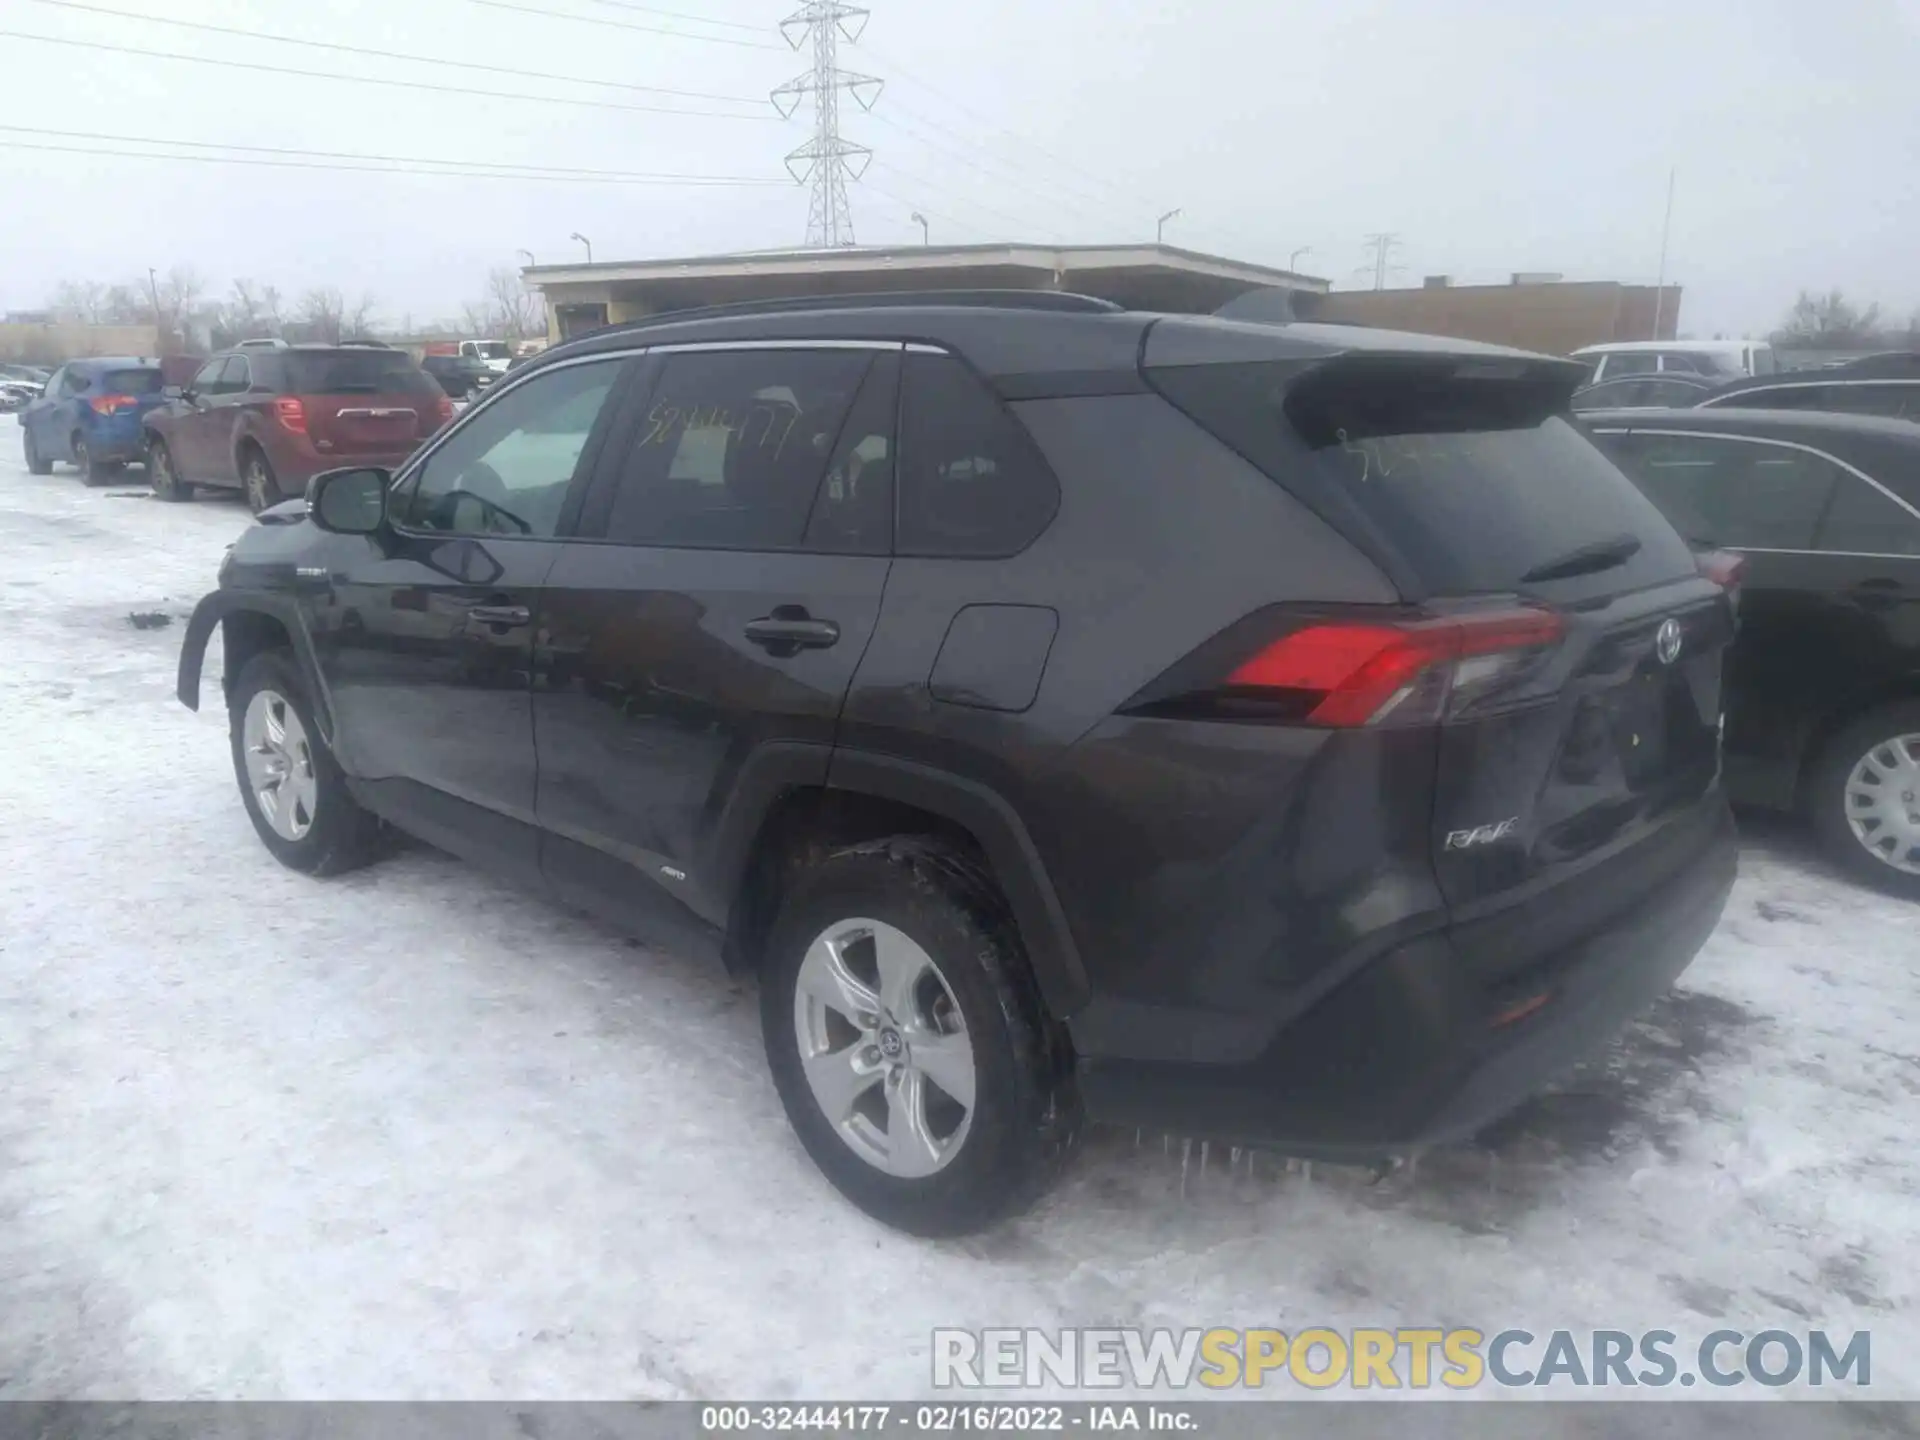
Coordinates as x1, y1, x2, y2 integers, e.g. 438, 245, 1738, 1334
1, 427, 1916, 1405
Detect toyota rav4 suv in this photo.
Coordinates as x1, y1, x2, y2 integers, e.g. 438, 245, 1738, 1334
176, 292, 1739, 1236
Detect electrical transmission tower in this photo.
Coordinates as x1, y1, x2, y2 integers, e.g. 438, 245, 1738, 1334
1361, 232, 1404, 290
772, 2, 882, 248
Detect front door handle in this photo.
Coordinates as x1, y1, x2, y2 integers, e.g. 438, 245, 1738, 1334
744, 608, 840, 654
467, 603, 531, 629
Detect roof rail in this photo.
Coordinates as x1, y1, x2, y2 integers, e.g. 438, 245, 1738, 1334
337, 338, 394, 348
597, 288, 1123, 335
236, 337, 289, 349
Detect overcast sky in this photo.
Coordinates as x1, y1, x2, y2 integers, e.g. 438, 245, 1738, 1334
4, 0, 1916, 338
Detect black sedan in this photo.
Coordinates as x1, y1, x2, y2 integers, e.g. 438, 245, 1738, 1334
1584, 407, 1920, 895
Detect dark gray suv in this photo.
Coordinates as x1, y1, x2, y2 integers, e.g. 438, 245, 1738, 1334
177, 291, 1739, 1235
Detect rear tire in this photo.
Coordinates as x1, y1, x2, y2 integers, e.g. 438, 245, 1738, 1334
760, 837, 1080, 1236
228, 649, 383, 876
1807, 700, 1920, 901
148, 438, 193, 502
23, 428, 51, 475
72, 433, 106, 485
242, 448, 281, 513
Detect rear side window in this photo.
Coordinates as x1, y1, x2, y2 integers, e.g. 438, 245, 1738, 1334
1816, 474, 1920, 556
603, 348, 871, 551
103, 368, 164, 395
896, 352, 1059, 558
1818, 383, 1920, 421
1712, 384, 1827, 412
1598, 432, 1837, 549
283, 350, 439, 397
1604, 354, 1659, 378
1153, 358, 1695, 595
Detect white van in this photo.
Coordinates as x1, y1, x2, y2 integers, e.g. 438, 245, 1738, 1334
1572, 340, 1776, 385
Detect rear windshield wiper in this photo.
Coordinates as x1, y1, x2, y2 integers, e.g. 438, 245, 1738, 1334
1518, 533, 1642, 584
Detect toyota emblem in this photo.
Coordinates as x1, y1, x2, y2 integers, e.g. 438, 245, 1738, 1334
1655, 618, 1683, 666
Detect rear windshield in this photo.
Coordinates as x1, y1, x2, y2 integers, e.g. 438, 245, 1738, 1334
282, 351, 438, 396
1152, 358, 1697, 596
103, 368, 165, 395
472, 342, 512, 360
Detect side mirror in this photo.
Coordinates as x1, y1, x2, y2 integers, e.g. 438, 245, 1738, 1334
307, 466, 391, 535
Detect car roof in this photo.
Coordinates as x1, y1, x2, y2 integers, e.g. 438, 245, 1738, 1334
1699, 370, 1920, 401
72, 356, 157, 369
1578, 406, 1920, 443
1572, 339, 1766, 357
529, 290, 1579, 386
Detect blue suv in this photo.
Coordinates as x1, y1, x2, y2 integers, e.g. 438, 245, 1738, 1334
19, 357, 170, 482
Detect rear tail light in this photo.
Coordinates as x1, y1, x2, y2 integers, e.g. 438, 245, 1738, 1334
87, 395, 136, 415
1697, 550, 1745, 590
274, 396, 308, 434
1137, 607, 1566, 729
434, 394, 454, 427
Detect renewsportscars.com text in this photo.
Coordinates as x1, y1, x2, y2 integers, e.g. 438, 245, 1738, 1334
932, 1327, 1871, 1391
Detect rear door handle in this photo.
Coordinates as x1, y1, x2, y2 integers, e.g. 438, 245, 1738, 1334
1849, 578, 1905, 611
744, 610, 840, 652
467, 603, 531, 628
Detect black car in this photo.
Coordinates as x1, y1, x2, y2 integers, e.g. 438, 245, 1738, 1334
1695, 368, 1920, 422
419, 353, 497, 400
1586, 407, 1920, 895
1572, 372, 1718, 413
176, 293, 1737, 1235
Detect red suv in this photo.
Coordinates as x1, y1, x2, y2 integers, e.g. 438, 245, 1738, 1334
143, 342, 452, 511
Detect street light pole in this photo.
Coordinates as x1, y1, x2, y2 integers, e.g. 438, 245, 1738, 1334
1289, 246, 1311, 270
570, 232, 593, 264
1157, 208, 1182, 244
146, 266, 164, 351
910, 212, 929, 246
517, 249, 536, 268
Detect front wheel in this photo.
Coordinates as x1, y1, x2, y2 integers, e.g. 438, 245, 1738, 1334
228, 650, 383, 876
23, 427, 52, 475
242, 449, 282, 513
148, 438, 193, 501
1808, 701, 1920, 900
760, 838, 1079, 1236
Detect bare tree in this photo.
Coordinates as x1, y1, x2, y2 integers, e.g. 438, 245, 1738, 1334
343, 292, 379, 340
49, 280, 108, 324
1773, 290, 1885, 349
297, 287, 347, 344
485, 268, 539, 340
100, 284, 148, 326
457, 300, 492, 338
261, 284, 285, 332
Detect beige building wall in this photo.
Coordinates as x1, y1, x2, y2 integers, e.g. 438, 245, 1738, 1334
0, 322, 162, 365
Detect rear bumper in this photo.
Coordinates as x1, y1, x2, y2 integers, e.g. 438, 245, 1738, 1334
1076, 800, 1738, 1156
84, 417, 149, 461
271, 436, 420, 488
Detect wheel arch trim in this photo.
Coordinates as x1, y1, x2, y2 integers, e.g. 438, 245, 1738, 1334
707, 744, 1090, 1017
177, 590, 337, 747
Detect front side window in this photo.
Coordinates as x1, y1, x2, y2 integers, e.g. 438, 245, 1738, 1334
1711, 383, 1827, 412
189, 359, 225, 394
1814, 383, 1920, 421
1603, 354, 1659, 379
399, 359, 624, 538
602, 348, 873, 551
1601, 432, 1839, 550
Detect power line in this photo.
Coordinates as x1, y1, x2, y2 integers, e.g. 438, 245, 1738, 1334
864, 159, 1051, 242
579, 0, 767, 32
464, 0, 784, 51
0, 124, 785, 184
0, 29, 780, 118
2, 138, 787, 186
1361, 232, 1405, 290
867, 108, 1128, 236
18, 0, 769, 106
853, 38, 1149, 216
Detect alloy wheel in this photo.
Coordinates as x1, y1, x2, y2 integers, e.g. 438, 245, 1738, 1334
791, 918, 976, 1179
72, 437, 89, 476
241, 688, 318, 841
1844, 732, 1920, 876
150, 445, 174, 497
245, 457, 275, 512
